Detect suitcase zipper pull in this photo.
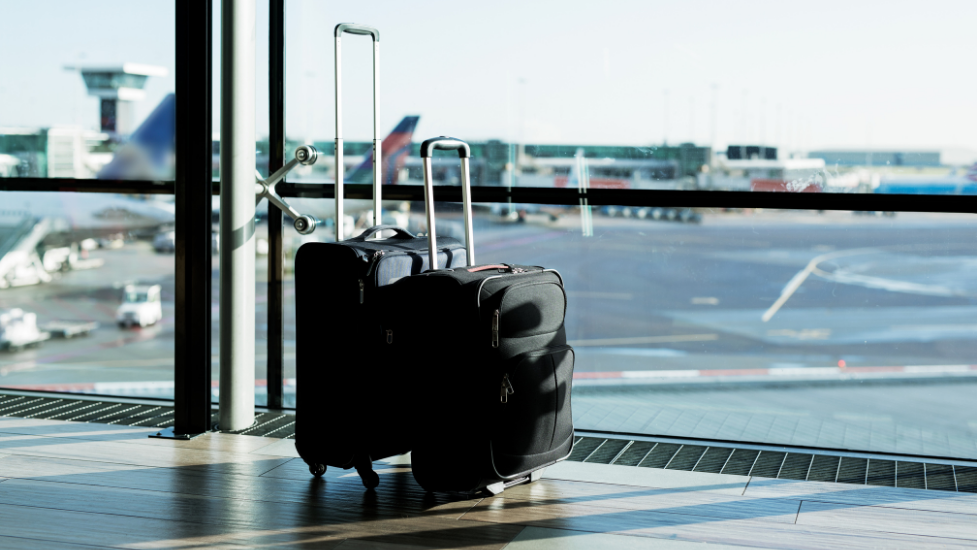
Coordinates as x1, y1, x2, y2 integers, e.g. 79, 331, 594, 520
358, 279, 365, 304
365, 250, 385, 279
491, 310, 500, 348
500, 373, 514, 403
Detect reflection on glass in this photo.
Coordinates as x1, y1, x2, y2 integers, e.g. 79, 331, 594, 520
0, 2, 175, 179
0, 192, 176, 399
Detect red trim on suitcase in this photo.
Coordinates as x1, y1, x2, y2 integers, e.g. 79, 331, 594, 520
467, 265, 509, 272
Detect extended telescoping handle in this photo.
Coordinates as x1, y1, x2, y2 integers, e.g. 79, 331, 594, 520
420, 137, 475, 270
334, 23, 381, 242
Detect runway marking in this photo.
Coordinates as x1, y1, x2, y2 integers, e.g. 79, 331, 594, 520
691, 297, 719, 305
766, 328, 831, 340
568, 334, 717, 347
567, 291, 633, 300
761, 247, 879, 323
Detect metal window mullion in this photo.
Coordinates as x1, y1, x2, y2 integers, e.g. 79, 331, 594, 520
266, 0, 286, 410
174, 0, 213, 435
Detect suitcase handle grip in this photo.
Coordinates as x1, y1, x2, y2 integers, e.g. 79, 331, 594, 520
350, 225, 415, 241
421, 137, 475, 270
334, 23, 379, 41
420, 137, 471, 159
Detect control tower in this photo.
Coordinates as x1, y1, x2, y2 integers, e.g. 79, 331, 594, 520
65, 63, 168, 136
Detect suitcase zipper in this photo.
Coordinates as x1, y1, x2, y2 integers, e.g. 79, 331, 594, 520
491, 309, 500, 348
365, 250, 385, 280
500, 373, 514, 403
358, 279, 365, 304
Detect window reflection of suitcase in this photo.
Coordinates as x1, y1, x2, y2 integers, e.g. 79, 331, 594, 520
378, 137, 575, 495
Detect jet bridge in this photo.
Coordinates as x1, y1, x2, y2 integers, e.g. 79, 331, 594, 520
0, 214, 56, 288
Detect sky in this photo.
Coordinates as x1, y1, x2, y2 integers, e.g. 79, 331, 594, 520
3, 0, 976, 156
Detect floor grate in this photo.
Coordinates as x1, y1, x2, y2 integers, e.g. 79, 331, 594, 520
0, 392, 296, 439
567, 435, 977, 494
3, 392, 974, 493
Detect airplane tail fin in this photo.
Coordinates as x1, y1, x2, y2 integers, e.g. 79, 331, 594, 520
345, 115, 419, 185
97, 93, 176, 180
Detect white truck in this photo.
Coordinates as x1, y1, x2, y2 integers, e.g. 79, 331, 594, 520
116, 284, 163, 328
0, 308, 51, 351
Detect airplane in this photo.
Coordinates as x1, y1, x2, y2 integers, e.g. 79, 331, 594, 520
0, 95, 179, 288
96, 93, 175, 181
874, 164, 977, 195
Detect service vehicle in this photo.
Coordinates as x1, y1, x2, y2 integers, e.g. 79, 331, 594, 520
116, 284, 163, 328
0, 308, 51, 351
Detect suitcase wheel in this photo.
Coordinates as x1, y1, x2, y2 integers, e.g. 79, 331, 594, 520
358, 468, 380, 489
309, 463, 327, 478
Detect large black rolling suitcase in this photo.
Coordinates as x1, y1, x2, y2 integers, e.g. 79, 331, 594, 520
378, 137, 575, 495
293, 25, 473, 488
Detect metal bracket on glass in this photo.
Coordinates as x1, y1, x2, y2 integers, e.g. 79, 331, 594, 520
256, 145, 320, 235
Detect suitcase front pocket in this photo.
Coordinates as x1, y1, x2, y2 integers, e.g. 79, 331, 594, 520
491, 345, 575, 478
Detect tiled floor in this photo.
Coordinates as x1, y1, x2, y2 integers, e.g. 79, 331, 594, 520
2, 415, 977, 548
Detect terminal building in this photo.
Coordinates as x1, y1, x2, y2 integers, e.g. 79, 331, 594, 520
809, 149, 943, 167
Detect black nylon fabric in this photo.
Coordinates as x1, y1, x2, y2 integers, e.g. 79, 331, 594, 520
293, 231, 466, 471
376, 266, 574, 493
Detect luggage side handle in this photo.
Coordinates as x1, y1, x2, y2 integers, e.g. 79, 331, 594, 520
420, 136, 475, 270
335, 23, 381, 241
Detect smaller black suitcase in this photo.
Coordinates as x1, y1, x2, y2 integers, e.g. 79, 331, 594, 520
377, 137, 575, 495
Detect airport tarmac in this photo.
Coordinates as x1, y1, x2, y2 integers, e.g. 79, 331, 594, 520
1, 208, 976, 459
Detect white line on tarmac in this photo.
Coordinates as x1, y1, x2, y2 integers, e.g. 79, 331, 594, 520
762, 247, 879, 323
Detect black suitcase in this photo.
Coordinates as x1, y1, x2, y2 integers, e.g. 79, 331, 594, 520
294, 25, 474, 488
295, 225, 468, 486
377, 137, 575, 495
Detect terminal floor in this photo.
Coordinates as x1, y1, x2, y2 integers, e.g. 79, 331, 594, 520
2, 417, 977, 548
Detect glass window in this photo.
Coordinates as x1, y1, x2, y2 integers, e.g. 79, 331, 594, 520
0, 1, 176, 180
280, 1, 977, 197
0, 192, 176, 400
274, 2, 977, 459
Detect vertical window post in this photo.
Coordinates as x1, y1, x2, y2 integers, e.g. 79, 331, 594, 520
173, 0, 213, 436
267, 0, 286, 410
